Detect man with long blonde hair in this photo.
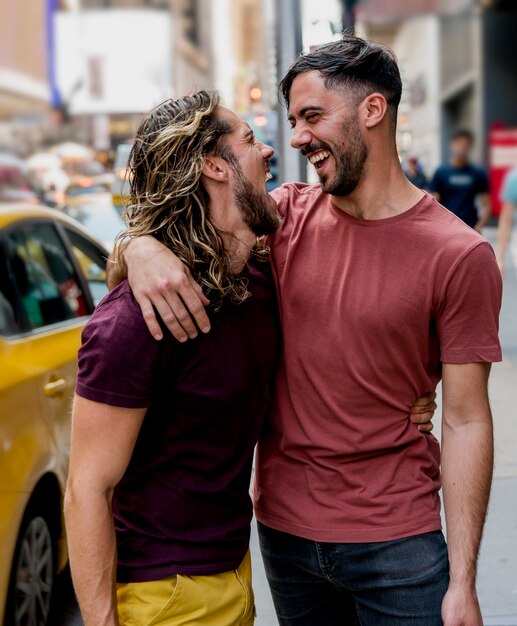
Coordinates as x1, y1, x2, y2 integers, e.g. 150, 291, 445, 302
65, 91, 281, 626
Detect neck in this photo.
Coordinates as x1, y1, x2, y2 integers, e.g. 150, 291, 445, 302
208, 189, 257, 273
219, 227, 256, 274
451, 156, 468, 168
331, 150, 425, 220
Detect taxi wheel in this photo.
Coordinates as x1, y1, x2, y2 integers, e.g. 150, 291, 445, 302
5, 504, 56, 626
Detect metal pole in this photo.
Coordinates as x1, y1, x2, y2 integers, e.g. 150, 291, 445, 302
341, 0, 356, 34
275, 0, 306, 183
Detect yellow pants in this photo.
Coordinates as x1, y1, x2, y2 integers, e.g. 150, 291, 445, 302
116, 551, 256, 626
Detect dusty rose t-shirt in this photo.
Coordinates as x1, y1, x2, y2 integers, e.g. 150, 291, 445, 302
254, 185, 502, 543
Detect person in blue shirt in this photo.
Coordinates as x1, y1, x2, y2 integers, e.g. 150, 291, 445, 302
496, 166, 517, 276
429, 129, 491, 231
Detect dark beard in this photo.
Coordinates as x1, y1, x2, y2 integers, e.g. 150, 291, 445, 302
304, 118, 368, 197
233, 169, 281, 237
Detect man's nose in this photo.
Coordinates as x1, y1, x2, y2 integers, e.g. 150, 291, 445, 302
290, 127, 312, 150
261, 143, 275, 161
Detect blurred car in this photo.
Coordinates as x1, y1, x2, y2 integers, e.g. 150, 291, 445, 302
0, 153, 39, 205
64, 178, 112, 208
111, 142, 132, 213
63, 158, 115, 189
64, 200, 126, 251
0, 205, 110, 626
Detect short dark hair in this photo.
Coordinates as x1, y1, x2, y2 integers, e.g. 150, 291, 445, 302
279, 35, 402, 120
450, 129, 474, 143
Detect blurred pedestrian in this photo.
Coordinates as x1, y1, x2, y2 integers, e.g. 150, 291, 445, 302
429, 129, 491, 231
123, 36, 502, 626
404, 156, 428, 189
496, 165, 517, 275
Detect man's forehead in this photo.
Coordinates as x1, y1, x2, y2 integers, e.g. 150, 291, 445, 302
215, 106, 251, 136
287, 72, 330, 117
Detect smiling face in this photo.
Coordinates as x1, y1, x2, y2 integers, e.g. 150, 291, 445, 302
288, 71, 369, 197
213, 107, 280, 237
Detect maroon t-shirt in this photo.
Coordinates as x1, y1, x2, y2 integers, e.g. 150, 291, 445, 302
76, 259, 280, 583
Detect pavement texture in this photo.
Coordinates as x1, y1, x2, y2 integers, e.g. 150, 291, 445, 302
56, 226, 517, 626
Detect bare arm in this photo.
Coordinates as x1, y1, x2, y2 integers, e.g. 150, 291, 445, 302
495, 201, 515, 275
474, 193, 492, 232
440, 362, 493, 626
123, 236, 210, 341
64, 395, 146, 626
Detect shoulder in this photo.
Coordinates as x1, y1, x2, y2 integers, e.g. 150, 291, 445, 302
432, 165, 448, 178
270, 183, 324, 207
416, 194, 486, 255
82, 280, 155, 349
471, 164, 488, 181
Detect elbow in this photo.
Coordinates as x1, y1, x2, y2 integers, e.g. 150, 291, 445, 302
64, 478, 113, 520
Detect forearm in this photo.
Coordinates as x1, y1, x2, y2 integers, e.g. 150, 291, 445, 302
64, 489, 119, 626
441, 418, 493, 585
496, 202, 514, 264
475, 197, 492, 230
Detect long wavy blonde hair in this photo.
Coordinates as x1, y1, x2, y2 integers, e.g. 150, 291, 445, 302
114, 91, 267, 310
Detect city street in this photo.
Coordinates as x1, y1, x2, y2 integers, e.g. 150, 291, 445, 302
54, 224, 517, 626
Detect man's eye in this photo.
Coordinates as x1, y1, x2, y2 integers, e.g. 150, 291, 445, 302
306, 114, 318, 122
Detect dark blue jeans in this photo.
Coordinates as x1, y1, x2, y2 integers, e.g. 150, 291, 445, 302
258, 522, 449, 626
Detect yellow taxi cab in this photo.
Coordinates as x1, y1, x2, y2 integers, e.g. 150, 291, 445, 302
64, 178, 112, 209
0, 204, 110, 626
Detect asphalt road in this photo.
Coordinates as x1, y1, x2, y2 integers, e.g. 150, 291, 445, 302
55, 225, 517, 626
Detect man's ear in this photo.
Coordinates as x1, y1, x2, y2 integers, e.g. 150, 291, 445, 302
202, 156, 229, 183
361, 93, 388, 129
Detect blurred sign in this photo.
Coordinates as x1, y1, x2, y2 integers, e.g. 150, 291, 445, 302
489, 127, 517, 217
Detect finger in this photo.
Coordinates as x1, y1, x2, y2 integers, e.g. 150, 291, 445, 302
179, 279, 211, 334
410, 400, 437, 414
418, 422, 434, 433
412, 391, 436, 408
136, 296, 164, 341
153, 294, 193, 342
411, 410, 434, 424
189, 273, 210, 307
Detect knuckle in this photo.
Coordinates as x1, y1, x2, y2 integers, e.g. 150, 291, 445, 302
142, 310, 156, 321
175, 310, 189, 323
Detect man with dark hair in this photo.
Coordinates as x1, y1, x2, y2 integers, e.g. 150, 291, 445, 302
121, 36, 502, 625
430, 129, 491, 230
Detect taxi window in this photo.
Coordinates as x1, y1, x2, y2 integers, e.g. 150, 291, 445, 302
65, 229, 108, 306
0, 247, 20, 336
5, 223, 88, 330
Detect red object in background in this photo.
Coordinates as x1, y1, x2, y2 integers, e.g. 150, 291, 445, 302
489, 127, 517, 217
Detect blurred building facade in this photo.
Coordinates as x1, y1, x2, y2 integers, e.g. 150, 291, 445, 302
54, 0, 215, 150
360, 0, 517, 175
0, 0, 59, 153
212, 0, 275, 114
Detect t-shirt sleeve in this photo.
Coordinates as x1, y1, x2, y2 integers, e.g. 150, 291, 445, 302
501, 169, 517, 204
76, 289, 164, 408
428, 168, 443, 195
437, 242, 502, 364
